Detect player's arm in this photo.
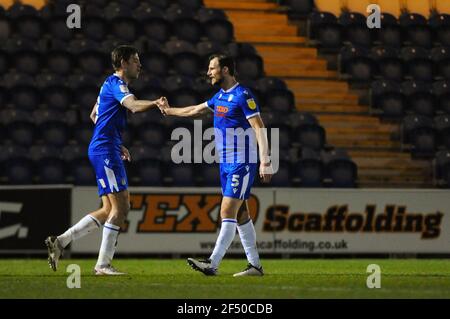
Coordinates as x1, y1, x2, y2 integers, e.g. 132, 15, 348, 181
121, 95, 161, 113
90, 103, 98, 124
248, 115, 273, 183
160, 100, 210, 117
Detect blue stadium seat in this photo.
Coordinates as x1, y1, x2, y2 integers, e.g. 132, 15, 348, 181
40, 121, 70, 147
165, 163, 195, 186
104, 3, 134, 21
401, 46, 434, 82
169, 88, 202, 107
14, 15, 44, 40
377, 13, 402, 48
401, 81, 435, 116
173, 18, 203, 43
172, 52, 202, 77
433, 80, 450, 113
370, 46, 404, 81
434, 149, 450, 187
204, 19, 234, 44
14, 50, 41, 75
74, 85, 100, 111
268, 161, 291, 187
36, 157, 66, 184
141, 51, 170, 76
197, 8, 227, 23
82, 17, 107, 41
256, 77, 287, 95
70, 158, 96, 186
196, 41, 224, 59
371, 79, 405, 118
236, 54, 264, 80
46, 51, 74, 76
0, 16, 11, 42
11, 85, 40, 111
308, 11, 342, 50
434, 114, 450, 149
264, 89, 295, 113
165, 39, 196, 56
339, 11, 373, 47
429, 14, 450, 47
30, 144, 59, 162
294, 123, 326, 151
110, 17, 138, 42
42, 85, 72, 109
47, 16, 75, 41
136, 159, 163, 186
431, 46, 450, 80
322, 149, 357, 188
402, 115, 436, 157
198, 163, 220, 186
77, 51, 107, 76
147, 0, 171, 9
73, 123, 93, 145
0, 85, 8, 106
137, 123, 166, 147
0, 50, 7, 74
4, 157, 34, 185
294, 147, 324, 187
283, 0, 313, 18
141, 17, 172, 43
400, 13, 432, 48
339, 44, 375, 82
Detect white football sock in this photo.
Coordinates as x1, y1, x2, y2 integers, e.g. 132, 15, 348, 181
209, 218, 237, 269
57, 215, 101, 248
96, 222, 121, 268
238, 219, 261, 268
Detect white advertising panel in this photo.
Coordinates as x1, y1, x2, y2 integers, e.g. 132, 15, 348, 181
71, 188, 450, 254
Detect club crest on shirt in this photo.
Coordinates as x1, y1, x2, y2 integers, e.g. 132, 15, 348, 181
246, 98, 257, 110
119, 85, 129, 93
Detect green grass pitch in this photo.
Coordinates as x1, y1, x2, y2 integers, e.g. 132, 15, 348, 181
1, 259, 450, 298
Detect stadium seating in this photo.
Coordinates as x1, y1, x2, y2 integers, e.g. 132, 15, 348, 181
0, 0, 360, 188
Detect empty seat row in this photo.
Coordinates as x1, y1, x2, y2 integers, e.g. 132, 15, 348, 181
340, 44, 450, 82
0, 15, 234, 44
309, 11, 450, 50
371, 79, 450, 117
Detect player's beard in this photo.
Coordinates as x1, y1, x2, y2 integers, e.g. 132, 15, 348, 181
211, 76, 224, 87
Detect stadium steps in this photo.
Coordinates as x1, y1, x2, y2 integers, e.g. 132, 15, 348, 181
205, 0, 435, 188
1, 0, 45, 9
297, 104, 370, 114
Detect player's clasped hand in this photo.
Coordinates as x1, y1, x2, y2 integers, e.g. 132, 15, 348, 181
260, 162, 273, 183
157, 96, 169, 115
120, 145, 131, 162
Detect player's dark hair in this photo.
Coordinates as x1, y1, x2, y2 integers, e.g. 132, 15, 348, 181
111, 45, 138, 70
209, 54, 236, 76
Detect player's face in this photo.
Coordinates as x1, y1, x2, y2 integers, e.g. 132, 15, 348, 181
207, 57, 223, 86
124, 53, 141, 80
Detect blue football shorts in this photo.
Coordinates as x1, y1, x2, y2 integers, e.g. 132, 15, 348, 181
220, 163, 257, 200
88, 153, 128, 197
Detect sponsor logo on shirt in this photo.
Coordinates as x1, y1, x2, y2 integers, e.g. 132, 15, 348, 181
216, 105, 229, 118
119, 85, 129, 93
247, 98, 257, 110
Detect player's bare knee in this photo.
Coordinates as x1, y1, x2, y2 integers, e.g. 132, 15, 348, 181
238, 209, 250, 225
